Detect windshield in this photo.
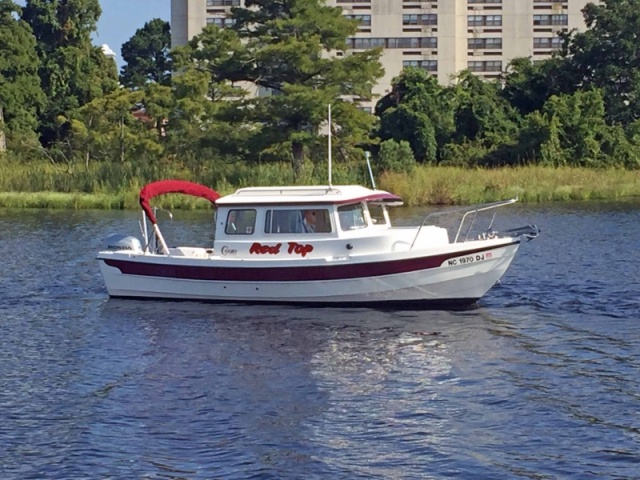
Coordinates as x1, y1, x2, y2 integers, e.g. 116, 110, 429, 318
338, 203, 367, 230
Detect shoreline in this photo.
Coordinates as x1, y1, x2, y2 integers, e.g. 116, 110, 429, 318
1, 166, 639, 209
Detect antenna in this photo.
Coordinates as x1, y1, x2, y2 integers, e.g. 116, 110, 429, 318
328, 104, 332, 187
365, 151, 377, 190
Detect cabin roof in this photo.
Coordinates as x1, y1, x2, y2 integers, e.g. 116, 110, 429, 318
215, 185, 403, 207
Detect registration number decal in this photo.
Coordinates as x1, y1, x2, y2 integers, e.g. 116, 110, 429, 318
446, 251, 492, 267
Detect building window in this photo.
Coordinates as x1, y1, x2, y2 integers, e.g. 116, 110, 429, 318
348, 37, 437, 49
403, 14, 437, 26
533, 37, 564, 49
533, 14, 568, 26
336, 0, 371, 3
344, 14, 371, 26
350, 37, 385, 49
468, 60, 502, 72
207, 0, 240, 6
468, 0, 501, 3
468, 15, 502, 27
207, 17, 235, 28
388, 37, 420, 48
467, 37, 502, 49
419, 37, 438, 49
403, 60, 438, 71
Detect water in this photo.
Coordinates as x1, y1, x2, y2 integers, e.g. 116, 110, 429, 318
1, 203, 639, 479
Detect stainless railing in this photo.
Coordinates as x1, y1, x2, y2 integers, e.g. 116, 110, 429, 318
409, 198, 539, 250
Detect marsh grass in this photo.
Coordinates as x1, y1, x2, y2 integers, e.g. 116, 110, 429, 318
0, 192, 125, 209
379, 166, 640, 205
0, 161, 638, 209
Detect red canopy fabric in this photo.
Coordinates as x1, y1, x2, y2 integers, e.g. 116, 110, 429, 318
139, 180, 221, 224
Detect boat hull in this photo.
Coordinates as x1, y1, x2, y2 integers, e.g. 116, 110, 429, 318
97, 240, 520, 306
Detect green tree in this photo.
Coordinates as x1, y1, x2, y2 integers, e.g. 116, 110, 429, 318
176, 0, 384, 179
376, 68, 452, 163
450, 71, 520, 147
500, 56, 576, 117
22, 0, 118, 146
431, 71, 522, 167
376, 139, 415, 174
563, 0, 640, 124
540, 89, 611, 167
66, 87, 164, 166
0, 0, 45, 148
598, 122, 640, 169
141, 82, 173, 142
120, 18, 172, 89
169, 45, 253, 163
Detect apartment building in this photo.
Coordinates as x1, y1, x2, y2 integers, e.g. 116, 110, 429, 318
171, 0, 594, 107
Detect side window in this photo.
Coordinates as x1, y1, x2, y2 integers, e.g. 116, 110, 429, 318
338, 203, 367, 231
265, 209, 332, 234
226, 209, 256, 235
302, 209, 332, 233
265, 210, 301, 234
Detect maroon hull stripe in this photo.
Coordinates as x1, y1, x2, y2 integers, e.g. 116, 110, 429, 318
104, 242, 517, 282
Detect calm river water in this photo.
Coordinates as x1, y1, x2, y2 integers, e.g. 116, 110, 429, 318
1, 202, 639, 479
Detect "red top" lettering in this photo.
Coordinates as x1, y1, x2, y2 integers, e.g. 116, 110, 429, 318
249, 242, 314, 257
288, 242, 313, 257
250, 242, 281, 255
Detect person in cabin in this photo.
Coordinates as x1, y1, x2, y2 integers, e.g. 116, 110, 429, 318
226, 211, 238, 234
303, 210, 317, 233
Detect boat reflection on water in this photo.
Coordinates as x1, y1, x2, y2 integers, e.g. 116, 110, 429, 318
97, 297, 519, 395
96, 299, 523, 477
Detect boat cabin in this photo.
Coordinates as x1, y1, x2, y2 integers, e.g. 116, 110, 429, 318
210, 185, 434, 259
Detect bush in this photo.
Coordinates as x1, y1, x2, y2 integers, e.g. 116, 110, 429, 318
376, 139, 416, 174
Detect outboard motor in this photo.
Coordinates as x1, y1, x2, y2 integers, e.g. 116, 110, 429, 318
101, 234, 143, 253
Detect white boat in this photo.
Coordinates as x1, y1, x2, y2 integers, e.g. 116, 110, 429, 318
97, 179, 539, 307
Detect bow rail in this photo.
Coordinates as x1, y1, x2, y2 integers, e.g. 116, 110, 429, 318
409, 198, 539, 250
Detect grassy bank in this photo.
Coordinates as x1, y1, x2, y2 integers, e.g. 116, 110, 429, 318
0, 161, 638, 208
378, 166, 640, 205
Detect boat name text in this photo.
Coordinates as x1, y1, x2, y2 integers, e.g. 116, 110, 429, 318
250, 242, 282, 255
220, 246, 237, 256
447, 252, 492, 266
249, 242, 314, 257
287, 242, 313, 257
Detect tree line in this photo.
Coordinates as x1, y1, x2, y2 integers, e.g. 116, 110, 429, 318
0, 0, 639, 182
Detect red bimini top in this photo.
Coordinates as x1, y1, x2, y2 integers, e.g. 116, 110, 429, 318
139, 180, 221, 224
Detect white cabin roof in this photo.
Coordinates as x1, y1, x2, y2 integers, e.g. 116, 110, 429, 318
215, 185, 403, 207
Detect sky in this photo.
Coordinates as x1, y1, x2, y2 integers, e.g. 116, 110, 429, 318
93, 0, 170, 69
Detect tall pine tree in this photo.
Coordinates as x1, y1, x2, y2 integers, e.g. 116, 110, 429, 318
176, 0, 383, 179
120, 18, 172, 89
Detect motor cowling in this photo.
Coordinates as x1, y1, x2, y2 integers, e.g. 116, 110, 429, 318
101, 234, 143, 253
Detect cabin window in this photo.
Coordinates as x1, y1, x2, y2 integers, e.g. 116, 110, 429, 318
225, 209, 256, 235
368, 204, 388, 226
265, 209, 332, 234
338, 203, 367, 230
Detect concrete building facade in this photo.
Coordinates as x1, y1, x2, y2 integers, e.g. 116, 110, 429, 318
171, 0, 594, 107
